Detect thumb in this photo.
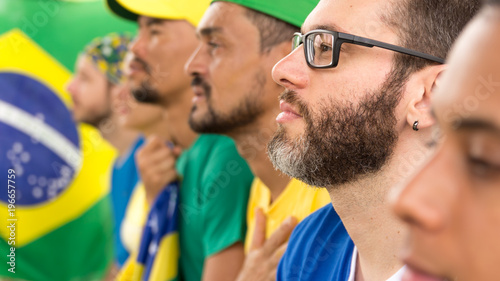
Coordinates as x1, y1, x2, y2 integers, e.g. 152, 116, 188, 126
250, 208, 267, 251
172, 146, 183, 157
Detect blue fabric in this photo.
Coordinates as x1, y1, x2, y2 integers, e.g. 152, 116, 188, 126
136, 181, 179, 281
277, 204, 354, 281
111, 136, 144, 266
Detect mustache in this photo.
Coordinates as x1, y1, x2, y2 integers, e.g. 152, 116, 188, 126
279, 90, 309, 118
191, 75, 212, 98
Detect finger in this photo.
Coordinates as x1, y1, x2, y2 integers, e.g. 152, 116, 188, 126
135, 137, 162, 161
269, 243, 288, 269
250, 208, 267, 251
137, 145, 173, 168
142, 135, 163, 152
172, 146, 183, 158
147, 157, 177, 176
262, 216, 297, 255
267, 269, 278, 281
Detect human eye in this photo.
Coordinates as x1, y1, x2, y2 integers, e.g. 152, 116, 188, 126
467, 135, 500, 179
319, 42, 332, 53
468, 156, 500, 178
149, 28, 161, 36
208, 40, 219, 49
313, 34, 333, 59
205, 36, 222, 55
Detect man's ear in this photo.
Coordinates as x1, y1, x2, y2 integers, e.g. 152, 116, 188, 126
405, 64, 446, 130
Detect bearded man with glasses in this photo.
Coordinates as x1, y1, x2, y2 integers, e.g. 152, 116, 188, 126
267, 0, 480, 280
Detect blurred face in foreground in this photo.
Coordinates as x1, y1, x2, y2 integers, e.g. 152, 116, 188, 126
393, 6, 500, 281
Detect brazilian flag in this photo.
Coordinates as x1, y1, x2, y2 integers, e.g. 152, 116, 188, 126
0, 1, 136, 280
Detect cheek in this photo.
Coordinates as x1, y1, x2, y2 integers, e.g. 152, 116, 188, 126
461, 203, 500, 276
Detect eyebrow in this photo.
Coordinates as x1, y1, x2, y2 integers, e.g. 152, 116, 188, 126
145, 18, 164, 27
198, 27, 223, 37
303, 23, 348, 34
455, 118, 500, 136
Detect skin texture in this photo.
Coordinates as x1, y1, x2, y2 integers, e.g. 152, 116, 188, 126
185, 3, 297, 280
67, 55, 112, 126
270, 0, 446, 280
392, 6, 500, 281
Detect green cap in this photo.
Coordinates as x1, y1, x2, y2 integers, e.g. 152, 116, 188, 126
212, 0, 320, 27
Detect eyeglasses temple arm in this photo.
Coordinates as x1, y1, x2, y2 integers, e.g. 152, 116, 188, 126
344, 34, 445, 64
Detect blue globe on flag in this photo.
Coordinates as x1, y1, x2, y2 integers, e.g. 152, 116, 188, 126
0, 72, 81, 206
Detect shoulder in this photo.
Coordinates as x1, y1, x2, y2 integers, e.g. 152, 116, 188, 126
279, 204, 354, 281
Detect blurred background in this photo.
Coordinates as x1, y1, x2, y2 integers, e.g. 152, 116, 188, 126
0, 1, 138, 280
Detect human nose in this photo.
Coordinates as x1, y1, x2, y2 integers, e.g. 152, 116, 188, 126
184, 44, 208, 77
272, 45, 310, 91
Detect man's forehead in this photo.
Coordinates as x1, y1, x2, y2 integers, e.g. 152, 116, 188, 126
433, 12, 500, 124
302, 0, 391, 37
197, 2, 244, 33
138, 16, 165, 26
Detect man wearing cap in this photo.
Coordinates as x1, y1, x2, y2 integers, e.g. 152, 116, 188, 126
267, 0, 480, 280
185, 0, 330, 280
106, 1, 254, 281
66, 33, 141, 268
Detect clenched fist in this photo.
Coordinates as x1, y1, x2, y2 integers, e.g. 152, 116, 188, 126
135, 135, 182, 205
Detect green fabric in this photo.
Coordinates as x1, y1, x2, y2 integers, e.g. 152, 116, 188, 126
213, 0, 320, 27
0, 0, 136, 70
176, 135, 254, 281
0, 196, 114, 281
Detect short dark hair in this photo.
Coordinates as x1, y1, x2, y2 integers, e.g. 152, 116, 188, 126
384, 0, 481, 81
244, 7, 299, 53
486, 0, 500, 5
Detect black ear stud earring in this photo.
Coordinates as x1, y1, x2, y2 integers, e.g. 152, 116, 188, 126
413, 121, 419, 131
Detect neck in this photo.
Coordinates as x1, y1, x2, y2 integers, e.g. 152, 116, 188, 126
231, 110, 290, 203
328, 133, 431, 281
159, 87, 198, 149
98, 114, 138, 156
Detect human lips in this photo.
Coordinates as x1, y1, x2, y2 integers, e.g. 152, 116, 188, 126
276, 100, 302, 123
128, 59, 148, 77
191, 86, 206, 104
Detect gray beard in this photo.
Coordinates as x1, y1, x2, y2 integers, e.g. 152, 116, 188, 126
267, 75, 404, 188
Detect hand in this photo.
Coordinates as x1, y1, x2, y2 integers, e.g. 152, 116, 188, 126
135, 135, 182, 205
236, 208, 297, 281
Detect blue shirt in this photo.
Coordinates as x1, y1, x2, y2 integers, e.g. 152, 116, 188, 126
277, 204, 354, 281
111, 136, 144, 266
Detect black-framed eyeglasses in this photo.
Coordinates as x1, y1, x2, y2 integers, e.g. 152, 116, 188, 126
292, 29, 445, 69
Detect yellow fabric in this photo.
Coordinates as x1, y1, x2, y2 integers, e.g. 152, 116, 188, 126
120, 183, 149, 254
150, 233, 179, 280
0, 29, 116, 246
118, 233, 178, 281
118, 183, 148, 281
112, 0, 211, 26
245, 178, 330, 253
